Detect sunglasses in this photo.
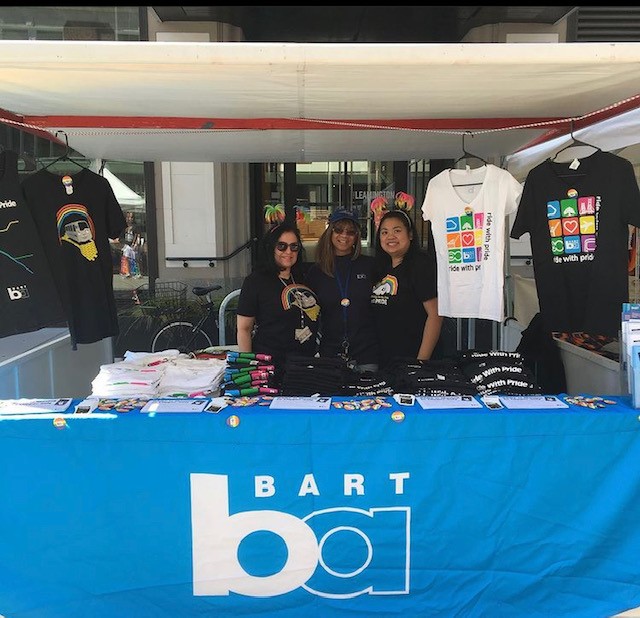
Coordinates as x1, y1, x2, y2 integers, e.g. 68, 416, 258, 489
332, 225, 357, 236
275, 241, 300, 252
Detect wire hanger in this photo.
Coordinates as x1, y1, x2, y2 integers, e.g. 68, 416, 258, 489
550, 119, 601, 162
453, 131, 489, 168
451, 132, 488, 187
40, 130, 91, 172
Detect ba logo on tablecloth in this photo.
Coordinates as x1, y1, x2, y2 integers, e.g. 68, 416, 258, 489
190, 473, 411, 598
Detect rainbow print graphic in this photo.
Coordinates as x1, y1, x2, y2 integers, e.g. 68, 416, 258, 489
445, 211, 484, 265
56, 204, 95, 243
547, 192, 598, 257
281, 283, 320, 321
56, 203, 98, 261
372, 275, 398, 297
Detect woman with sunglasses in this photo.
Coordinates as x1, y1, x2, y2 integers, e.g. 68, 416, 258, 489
305, 210, 379, 372
371, 209, 443, 367
236, 221, 320, 368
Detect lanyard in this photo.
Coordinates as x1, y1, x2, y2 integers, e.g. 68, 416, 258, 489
334, 260, 353, 358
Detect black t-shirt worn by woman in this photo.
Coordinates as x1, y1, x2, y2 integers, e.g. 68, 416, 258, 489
236, 270, 320, 367
370, 250, 438, 366
305, 254, 379, 365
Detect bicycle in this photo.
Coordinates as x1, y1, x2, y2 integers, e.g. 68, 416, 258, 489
150, 284, 222, 353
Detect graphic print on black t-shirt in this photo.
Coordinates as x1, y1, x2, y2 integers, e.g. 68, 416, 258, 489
0, 150, 66, 338
57, 204, 99, 261
280, 282, 320, 322
547, 190, 598, 263
371, 274, 398, 304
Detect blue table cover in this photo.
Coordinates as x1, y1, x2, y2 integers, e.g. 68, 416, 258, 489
0, 395, 640, 617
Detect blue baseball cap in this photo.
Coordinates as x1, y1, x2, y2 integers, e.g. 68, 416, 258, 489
329, 209, 359, 226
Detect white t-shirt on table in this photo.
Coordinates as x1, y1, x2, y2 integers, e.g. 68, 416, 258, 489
421, 164, 522, 322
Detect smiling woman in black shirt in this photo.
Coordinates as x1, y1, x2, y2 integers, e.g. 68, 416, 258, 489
371, 209, 443, 367
236, 222, 320, 367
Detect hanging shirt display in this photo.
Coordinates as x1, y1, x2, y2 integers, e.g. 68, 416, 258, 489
21, 168, 126, 347
0, 150, 66, 338
421, 164, 523, 322
510, 150, 640, 337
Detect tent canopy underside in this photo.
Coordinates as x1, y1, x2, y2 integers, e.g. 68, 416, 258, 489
0, 40, 639, 172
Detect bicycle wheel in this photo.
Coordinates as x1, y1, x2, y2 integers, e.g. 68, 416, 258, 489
151, 321, 213, 354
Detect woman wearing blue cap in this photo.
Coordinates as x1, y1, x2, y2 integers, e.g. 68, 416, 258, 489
305, 210, 379, 372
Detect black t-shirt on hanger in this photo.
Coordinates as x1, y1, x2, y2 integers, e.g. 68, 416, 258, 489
22, 168, 126, 347
510, 150, 640, 337
0, 150, 66, 338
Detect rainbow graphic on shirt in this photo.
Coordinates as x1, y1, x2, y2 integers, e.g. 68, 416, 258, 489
281, 283, 320, 321
57, 204, 95, 240
547, 192, 598, 259
56, 203, 98, 261
371, 275, 398, 298
445, 211, 484, 264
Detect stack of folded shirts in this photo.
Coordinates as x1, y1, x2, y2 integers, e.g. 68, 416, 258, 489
221, 352, 278, 396
342, 369, 394, 397
156, 356, 227, 397
281, 356, 349, 396
457, 350, 542, 396
122, 349, 183, 366
385, 358, 478, 396
91, 364, 165, 398
90, 351, 226, 398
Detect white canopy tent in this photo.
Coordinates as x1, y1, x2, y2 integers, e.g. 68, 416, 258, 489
101, 167, 144, 209
0, 40, 638, 171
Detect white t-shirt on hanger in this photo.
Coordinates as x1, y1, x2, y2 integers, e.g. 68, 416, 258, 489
421, 164, 523, 322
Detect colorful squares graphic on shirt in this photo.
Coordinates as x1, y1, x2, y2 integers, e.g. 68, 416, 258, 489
547, 201, 561, 219
446, 233, 461, 248
579, 216, 595, 234
561, 217, 579, 235
460, 215, 473, 231
446, 210, 485, 264
462, 248, 476, 263
548, 219, 562, 237
564, 236, 581, 254
560, 199, 578, 217
446, 217, 460, 232
461, 231, 475, 247
551, 238, 564, 255
578, 196, 595, 215
547, 191, 599, 258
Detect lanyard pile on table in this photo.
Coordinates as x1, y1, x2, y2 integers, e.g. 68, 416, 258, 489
221, 352, 280, 396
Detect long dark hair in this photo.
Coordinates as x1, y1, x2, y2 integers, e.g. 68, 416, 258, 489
257, 221, 306, 276
374, 210, 422, 272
